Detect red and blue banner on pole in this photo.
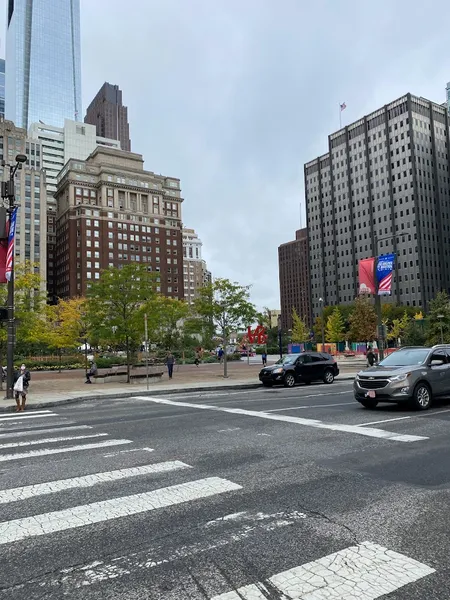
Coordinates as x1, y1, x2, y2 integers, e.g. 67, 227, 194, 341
358, 253, 395, 296
358, 257, 376, 294
376, 253, 395, 295
5, 207, 18, 283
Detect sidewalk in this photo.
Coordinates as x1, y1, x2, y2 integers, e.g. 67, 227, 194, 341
0, 362, 359, 412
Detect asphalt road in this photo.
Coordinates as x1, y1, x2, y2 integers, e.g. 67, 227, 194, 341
2, 381, 450, 598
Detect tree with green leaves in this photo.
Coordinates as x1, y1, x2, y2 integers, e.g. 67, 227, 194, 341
147, 295, 189, 351
403, 319, 427, 346
348, 297, 377, 342
426, 291, 450, 345
326, 307, 346, 343
291, 308, 308, 344
387, 311, 410, 345
194, 278, 256, 377
86, 264, 156, 382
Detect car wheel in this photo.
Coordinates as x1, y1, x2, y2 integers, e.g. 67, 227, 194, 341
412, 382, 432, 410
359, 399, 378, 409
323, 369, 334, 384
262, 382, 273, 388
283, 373, 296, 388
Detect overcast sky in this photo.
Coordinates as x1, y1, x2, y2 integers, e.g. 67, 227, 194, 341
2, 0, 450, 309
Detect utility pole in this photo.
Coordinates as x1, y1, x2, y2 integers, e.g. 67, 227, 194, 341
319, 297, 325, 349
144, 313, 149, 390
1, 154, 27, 399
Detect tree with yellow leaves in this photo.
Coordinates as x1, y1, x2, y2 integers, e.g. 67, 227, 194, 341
30, 297, 87, 371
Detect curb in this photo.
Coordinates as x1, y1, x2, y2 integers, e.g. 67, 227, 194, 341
0, 375, 356, 412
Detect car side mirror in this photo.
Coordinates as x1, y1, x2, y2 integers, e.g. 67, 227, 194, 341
431, 359, 445, 366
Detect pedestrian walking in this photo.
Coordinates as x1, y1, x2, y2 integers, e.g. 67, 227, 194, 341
194, 350, 200, 367
262, 351, 267, 367
366, 346, 376, 367
85, 360, 98, 384
13, 364, 30, 412
218, 348, 224, 364
166, 352, 175, 379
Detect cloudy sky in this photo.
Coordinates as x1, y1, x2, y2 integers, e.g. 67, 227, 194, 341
2, 0, 450, 309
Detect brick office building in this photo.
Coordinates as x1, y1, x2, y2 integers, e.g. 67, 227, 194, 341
54, 147, 184, 298
278, 228, 311, 329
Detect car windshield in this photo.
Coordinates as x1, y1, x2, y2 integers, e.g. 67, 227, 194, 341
379, 348, 429, 367
275, 355, 297, 365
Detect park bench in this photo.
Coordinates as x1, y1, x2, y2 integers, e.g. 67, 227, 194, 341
92, 365, 163, 384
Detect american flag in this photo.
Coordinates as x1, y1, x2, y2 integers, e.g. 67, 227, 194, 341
340, 102, 347, 111
5, 208, 18, 283
378, 272, 393, 295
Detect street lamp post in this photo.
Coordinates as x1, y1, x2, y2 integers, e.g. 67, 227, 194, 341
437, 314, 444, 344
372, 232, 409, 362
1, 154, 28, 399
319, 297, 325, 349
277, 315, 282, 359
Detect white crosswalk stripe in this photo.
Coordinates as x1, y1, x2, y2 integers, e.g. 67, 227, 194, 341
210, 542, 435, 600
0, 477, 242, 544
0, 460, 191, 504
0, 438, 134, 461
0, 424, 93, 439
0, 432, 108, 449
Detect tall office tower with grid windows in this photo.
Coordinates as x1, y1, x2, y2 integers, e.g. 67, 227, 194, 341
5, 0, 82, 129
305, 93, 450, 319
85, 83, 131, 152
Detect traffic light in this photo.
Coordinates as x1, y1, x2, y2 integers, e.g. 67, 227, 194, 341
0, 308, 7, 321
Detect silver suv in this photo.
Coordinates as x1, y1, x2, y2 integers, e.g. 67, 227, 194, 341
354, 345, 450, 410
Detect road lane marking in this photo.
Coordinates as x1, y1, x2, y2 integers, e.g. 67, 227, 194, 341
0, 439, 134, 462
103, 447, 154, 457
0, 413, 58, 422
267, 401, 355, 412
135, 397, 428, 442
19, 510, 306, 590
0, 425, 93, 439
359, 416, 412, 426
0, 477, 241, 544
0, 433, 108, 449
217, 428, 241, 433
0, 461, 191, 504
210, 541, 435, 600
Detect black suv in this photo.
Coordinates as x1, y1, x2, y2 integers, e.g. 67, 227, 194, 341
259, 352, 339, 387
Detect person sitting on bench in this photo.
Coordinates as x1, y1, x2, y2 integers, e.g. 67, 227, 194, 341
85, 360, 98, 383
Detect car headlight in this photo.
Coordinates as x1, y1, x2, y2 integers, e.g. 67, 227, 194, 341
272, 368, 283, 374
389, 373, 410, 382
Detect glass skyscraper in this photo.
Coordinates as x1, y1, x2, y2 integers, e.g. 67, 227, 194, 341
0, 59, 5, 118
5, 0, 82, 129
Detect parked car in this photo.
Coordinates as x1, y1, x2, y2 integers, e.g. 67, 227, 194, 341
259, 352, 339, 387
354, 345, 450, 411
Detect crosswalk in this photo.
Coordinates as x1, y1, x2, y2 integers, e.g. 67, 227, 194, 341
0, 408, 438, 598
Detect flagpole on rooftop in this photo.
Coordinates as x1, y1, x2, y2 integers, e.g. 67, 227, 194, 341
339, 104, 342, 129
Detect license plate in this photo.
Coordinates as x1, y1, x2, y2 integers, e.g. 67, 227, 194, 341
367, 390, 376, 398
